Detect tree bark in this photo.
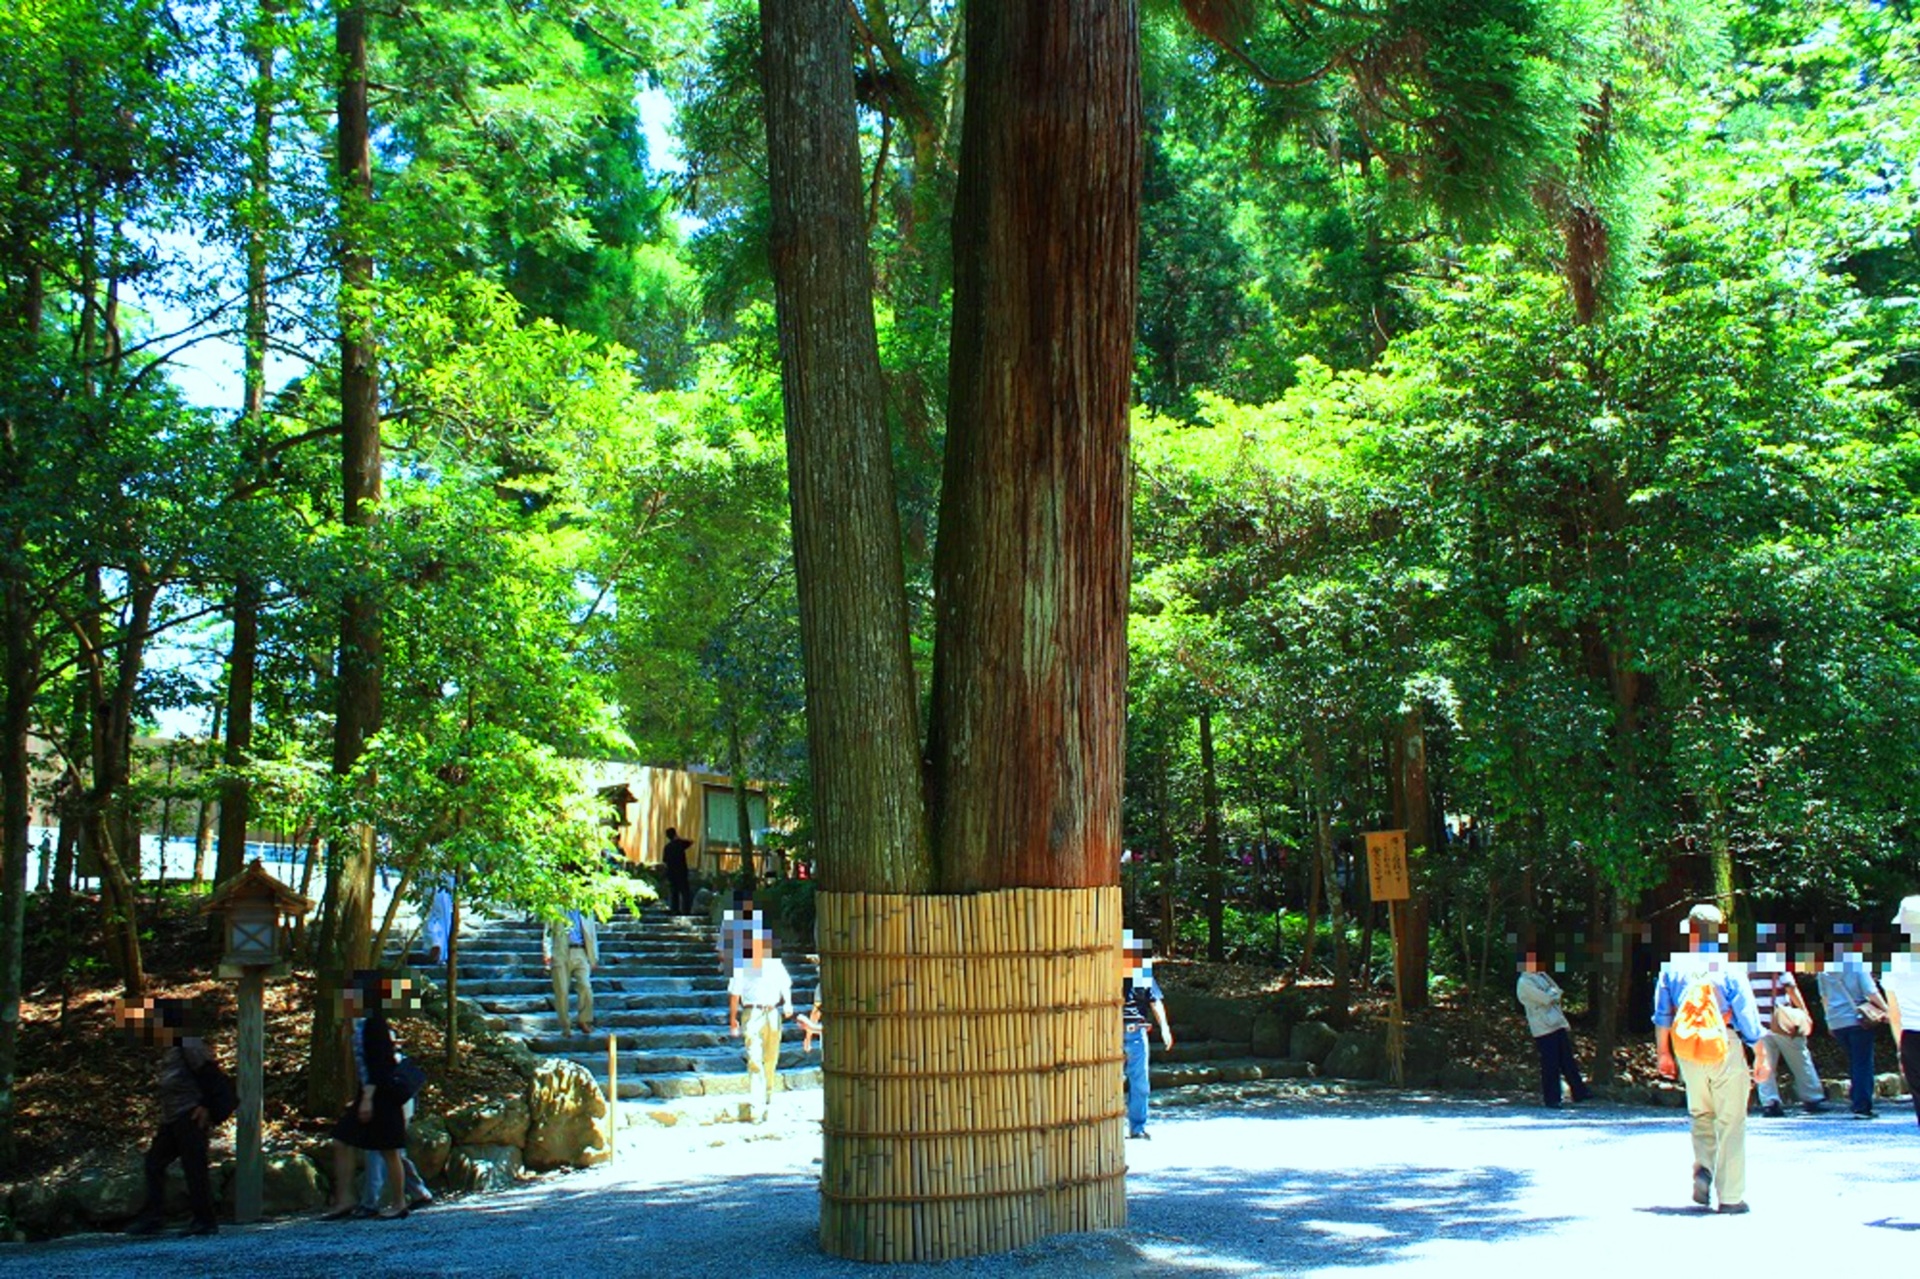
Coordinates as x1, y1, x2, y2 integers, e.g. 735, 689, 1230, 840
215, 576, 259, 885
1392, 708, 1432, 1009
758, 0, 932, 895
309, 0, 382, 1117
0, 506, 35, 1168
929, 0, 1140, 892
1199, 707, 1225, 961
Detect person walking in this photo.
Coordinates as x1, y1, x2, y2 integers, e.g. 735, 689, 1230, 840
1882, 896, 1920, 1128
663, 827, 694, 916
1750, 927, 1825, 1116
359, 1100, 433, 1216
544, 907, 599, 1037
122, 998, 227, 1237
324, 973, 415, 1221
1121, 931, 1174, 1140
1817, 933, 1886, 1118
727, 924, 792, 1123
1516, 949, 1591, 1108
1653, 903, 1769, 1215
718, 889, 759, 974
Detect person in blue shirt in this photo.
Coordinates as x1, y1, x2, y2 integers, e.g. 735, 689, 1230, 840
1120, 931, 1174, 1140
1652, 903, 1770, 1215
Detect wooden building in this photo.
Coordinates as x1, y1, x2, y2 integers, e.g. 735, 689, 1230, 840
588, 763, 776, 878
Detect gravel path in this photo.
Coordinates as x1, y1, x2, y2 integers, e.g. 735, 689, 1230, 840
8, 1089, 1914, 1276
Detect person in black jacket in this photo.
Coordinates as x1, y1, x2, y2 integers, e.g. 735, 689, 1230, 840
663, 827, 694, 915
324, 972, 412, 1220
122, 997, 221, 1236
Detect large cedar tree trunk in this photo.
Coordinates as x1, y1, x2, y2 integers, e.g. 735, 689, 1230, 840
758, 0, 931, 894
1393, 708, 1432, 1010
308, 0, 382, 1116
929, 0, 1140, 893
1200, 707, 1225, 960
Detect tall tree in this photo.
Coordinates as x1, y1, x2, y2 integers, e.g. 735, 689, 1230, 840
308, 0, 384, 1115
757, 0, 932, 894
928, 1, 1141, 892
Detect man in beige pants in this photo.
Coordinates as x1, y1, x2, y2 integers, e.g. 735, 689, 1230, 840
543, 908, 599, 1036
1654, 903, 1770, 1214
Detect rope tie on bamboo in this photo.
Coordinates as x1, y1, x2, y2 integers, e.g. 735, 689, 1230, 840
825, 1055, 1123, 1079
821, 1106, 1126, 1139
819, 999, 1117, 1019
818, 1167, 1127, 1206
815, 943, 1113, 960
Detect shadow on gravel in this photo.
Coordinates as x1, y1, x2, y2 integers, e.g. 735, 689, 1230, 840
1121, 1161, 1564, 1273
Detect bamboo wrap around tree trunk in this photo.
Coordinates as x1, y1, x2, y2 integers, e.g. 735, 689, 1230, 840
817, 887, 1127, 1262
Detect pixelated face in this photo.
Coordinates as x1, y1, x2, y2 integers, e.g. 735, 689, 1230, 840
118, 997, 179, 1047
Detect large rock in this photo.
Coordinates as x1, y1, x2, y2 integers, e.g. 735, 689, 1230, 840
68, 1156, 147, 1224
9, 1176, 70, 1236
408, 1114, 453, 1181
1323, 1031, 1385, 1081
1289, 1020, 1339, 1065
524, 1058, 611, 1171
443, 1144, 523, 1195
257, 1154, 327, 1217
445, 1094, 530, 1148
1250, 1013, 1291, 1059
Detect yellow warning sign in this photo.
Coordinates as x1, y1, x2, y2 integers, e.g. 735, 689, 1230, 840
1365, 830, 1410, 902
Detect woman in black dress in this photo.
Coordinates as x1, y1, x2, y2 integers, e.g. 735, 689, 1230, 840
324, 971, 410, 1219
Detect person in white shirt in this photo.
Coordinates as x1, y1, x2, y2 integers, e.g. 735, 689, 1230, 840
1516, 948, 1590, 1107
728, 924, 793, 1123
1882, 895, 1920, 1128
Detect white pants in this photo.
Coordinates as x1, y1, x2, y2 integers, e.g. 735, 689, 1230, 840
1756, 1030, 1823, 1104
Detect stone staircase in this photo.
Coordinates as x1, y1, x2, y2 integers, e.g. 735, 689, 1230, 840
443, 905, 823, 1111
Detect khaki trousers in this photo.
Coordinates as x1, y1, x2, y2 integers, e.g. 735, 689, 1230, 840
1756, 1030, 1823, 1105
742, 1006, 782, 1118
552, 948, 593, 1032
1677, 1044, 1750, 1206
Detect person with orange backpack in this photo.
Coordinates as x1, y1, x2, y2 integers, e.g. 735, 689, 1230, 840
1653, 902, 1770, 1215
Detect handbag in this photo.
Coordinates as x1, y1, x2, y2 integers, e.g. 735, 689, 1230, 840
389, 1054, 427, 1103
1771, 1005, 1811, 1038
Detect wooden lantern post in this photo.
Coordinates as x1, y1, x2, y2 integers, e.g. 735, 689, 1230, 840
201, 860, 313, 1224
1364, 831, 1411, 1083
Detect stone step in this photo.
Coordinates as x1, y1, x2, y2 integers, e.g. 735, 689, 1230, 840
527, 1021, 814, 1053
597, 1064, 824, 1101
472, 992, 725, 1016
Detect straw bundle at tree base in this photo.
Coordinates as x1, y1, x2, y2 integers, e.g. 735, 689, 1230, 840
816, 886, 1127, 1262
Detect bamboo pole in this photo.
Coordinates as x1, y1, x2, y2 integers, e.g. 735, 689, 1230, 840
607, 1033, 618, 1153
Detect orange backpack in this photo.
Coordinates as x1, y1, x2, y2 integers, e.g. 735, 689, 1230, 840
1671, 974, 1729, 1066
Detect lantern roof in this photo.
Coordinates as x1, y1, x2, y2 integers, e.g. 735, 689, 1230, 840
200, 860, 314, 919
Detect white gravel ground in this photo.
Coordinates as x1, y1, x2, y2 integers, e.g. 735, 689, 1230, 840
7, 1088, 1915, 1277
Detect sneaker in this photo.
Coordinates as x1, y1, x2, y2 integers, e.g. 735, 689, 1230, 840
1570, 1089, 1593, 1104
179, 1220, 218, 1237
1717, 1201, 1750, 1215
124, 1216, 163, 1237
1692, 1166, 1712, 1206
1760, 1101, 1785, 1117
1126, 1129, 1150, 1140
1802, 1099, 1829, 1114
1852, 1109, 1877, 1119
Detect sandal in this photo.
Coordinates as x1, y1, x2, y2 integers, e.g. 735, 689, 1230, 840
375, 1205, 410, 1220
320, 1205, 356, 1221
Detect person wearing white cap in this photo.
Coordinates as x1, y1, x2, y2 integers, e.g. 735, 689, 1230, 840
1652, 902, 1769, 1214
1882, 896, 1920, 1127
